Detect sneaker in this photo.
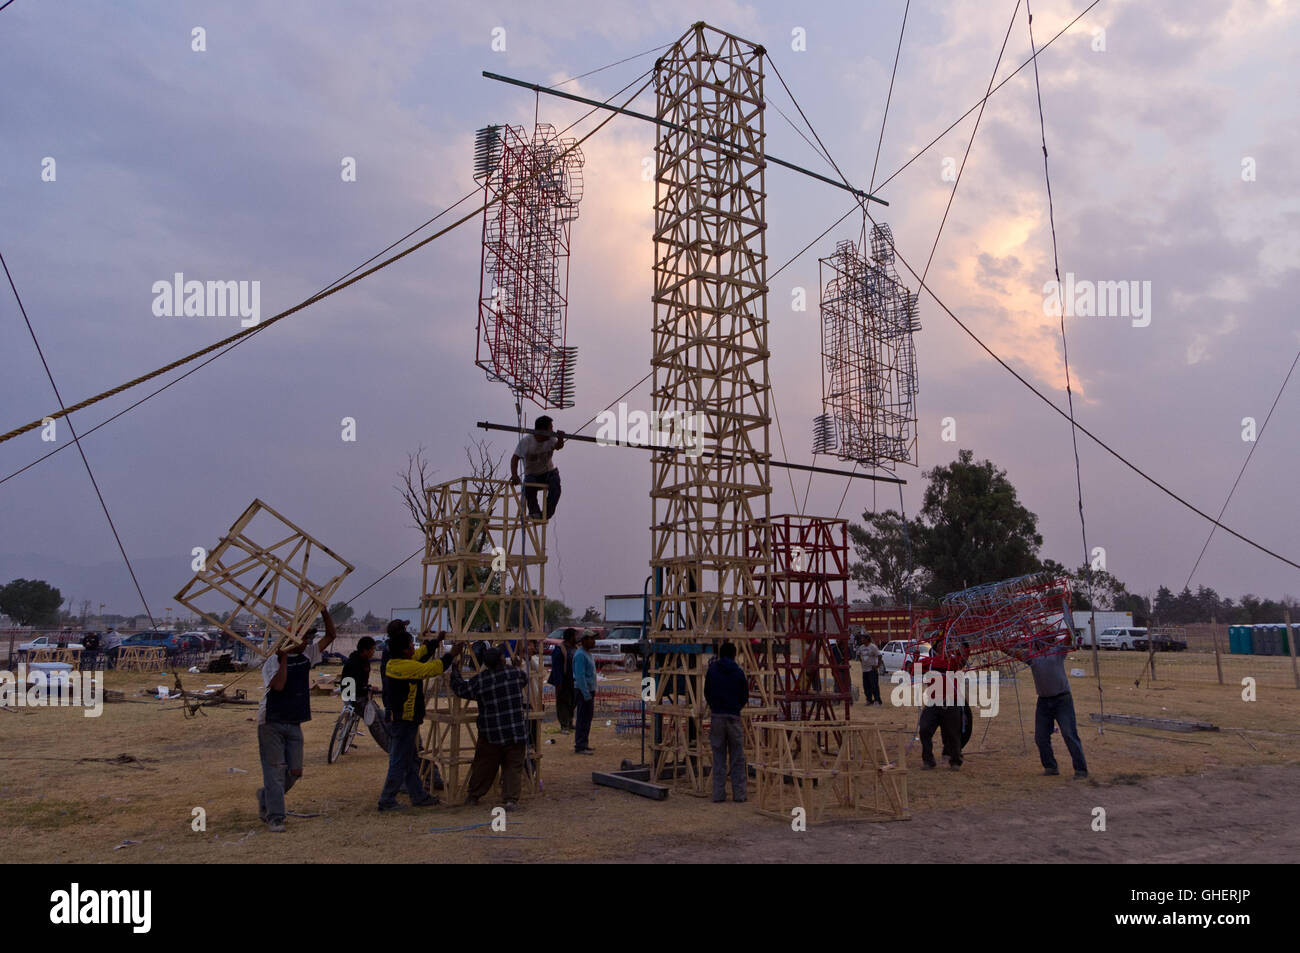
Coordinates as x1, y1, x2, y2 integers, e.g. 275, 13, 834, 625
576, 747, 595, 755
411, 795, 440, 807
256, 787, 267, 823
1043, 768, 1060, 776
733, 797, 747, 803
922, 761, 936, 770
267, 818, 286, 833
503, 801, 521, 812
377, 800, 403, 812
949, 761, 962, 770
1073, 771, 1089, 781
712, 797, 726, 803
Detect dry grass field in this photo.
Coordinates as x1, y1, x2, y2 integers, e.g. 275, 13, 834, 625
2, 651, 1296, 864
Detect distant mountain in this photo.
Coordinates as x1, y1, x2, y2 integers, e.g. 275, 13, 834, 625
0, 551, 421, 620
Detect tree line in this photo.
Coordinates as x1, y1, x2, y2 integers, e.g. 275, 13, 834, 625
848, 449, 1297, 626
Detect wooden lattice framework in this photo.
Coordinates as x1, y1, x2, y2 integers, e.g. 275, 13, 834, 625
116, 646, 166, 673
754, 722, 909, 824
174, 499, 354, 658
416, 477, 548, 801
752, 515, 852, 721
647, 23, 777, 795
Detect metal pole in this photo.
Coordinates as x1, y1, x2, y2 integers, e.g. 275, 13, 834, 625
476, 421, 907, 485
1286, 609, 1299, 690
482, 71, 889, 207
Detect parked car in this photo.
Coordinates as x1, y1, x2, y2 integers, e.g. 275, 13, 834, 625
121, 631, 197, 656
1132, 632, 1187, 652
181, 630, 216, 651
880, 639, 931, 674
19, 634, 85, 652
1097, 626, 1146, 650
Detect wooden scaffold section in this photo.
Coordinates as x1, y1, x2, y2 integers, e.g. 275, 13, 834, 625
647, 23, 777, 795
754, 722, 909, 824
752, 515, 852, 722
174, 499, 354, 657
416, 477, 548, 801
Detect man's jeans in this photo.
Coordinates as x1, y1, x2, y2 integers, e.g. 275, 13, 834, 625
862, 670, 882, 704
1035, 691, 1088, 774
574, 691, 595, 751
466, 738, 526, 804
523, 470, 561, 519
554, 682, 575, 730
258, 721, 303, 822
710, 714, 746, 801
379, 720, 428, 806
918, 704, 963, 767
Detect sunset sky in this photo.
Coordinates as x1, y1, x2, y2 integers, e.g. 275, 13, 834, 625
2, 0, 1297, 621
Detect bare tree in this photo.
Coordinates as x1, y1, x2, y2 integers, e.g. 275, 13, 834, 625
395, 445, 439, 533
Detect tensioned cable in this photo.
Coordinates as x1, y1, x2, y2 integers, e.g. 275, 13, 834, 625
1, 250, 159, 629
1181, 349, 1300, 593
873, 0, 1101, 194
922, 1, 1021, 284
1025, 0, 1103, 725
0, 67, 657, 449
2, 64, 656, 485
766, 23, 1300, 573
803, 0, 913, 517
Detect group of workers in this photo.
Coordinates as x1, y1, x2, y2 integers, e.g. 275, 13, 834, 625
852, 629, 1088, 778
256, 610, 551, 831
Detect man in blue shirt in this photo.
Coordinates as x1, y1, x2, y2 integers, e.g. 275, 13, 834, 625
704, 640, 749, 803
1010, 634, 1088, 779
572, 631, 597, 754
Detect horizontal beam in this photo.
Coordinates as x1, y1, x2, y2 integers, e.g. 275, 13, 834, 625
477, 420, 906, 485
482, 71, 888, 207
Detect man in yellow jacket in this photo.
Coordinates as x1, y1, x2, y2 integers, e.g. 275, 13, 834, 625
378, 621, 462, 811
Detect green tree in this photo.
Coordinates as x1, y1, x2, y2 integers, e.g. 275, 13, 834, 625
544, 599, 573, 628
360, 611, 384, 632
847, 509, 930, 606
580, 606, 602, 623
0, 578, 64, 626
327, 601, 355, 625
918, 450, 1043, 600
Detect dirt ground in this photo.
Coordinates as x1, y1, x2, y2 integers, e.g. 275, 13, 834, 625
1, 652, 1296, 864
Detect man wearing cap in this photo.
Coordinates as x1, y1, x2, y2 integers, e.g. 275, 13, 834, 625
572, 630, 597, 754
510, 415, 566, 520
256, 608, 337, 833
378, 621, 462, 811
450, 645, 530, 809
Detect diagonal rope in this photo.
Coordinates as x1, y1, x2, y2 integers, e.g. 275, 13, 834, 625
0, 70, 656, 448
1, 250, 158, 630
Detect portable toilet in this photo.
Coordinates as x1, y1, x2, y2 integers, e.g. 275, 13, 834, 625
1228, 625, 1247, 654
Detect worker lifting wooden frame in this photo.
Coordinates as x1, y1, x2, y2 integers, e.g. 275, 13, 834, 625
174, 499, 354, 657
647, 23, 778, 796
416, 476, 548, 801
754, 722, 909, 824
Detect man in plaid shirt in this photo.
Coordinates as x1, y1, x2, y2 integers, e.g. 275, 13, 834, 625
450, 646, 529, 809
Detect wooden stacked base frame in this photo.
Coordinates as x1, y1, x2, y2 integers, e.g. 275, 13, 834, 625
116, 647, 166, 673
754, 722, 909, 824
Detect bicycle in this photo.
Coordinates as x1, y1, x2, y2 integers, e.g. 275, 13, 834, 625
328, 692, 390, 764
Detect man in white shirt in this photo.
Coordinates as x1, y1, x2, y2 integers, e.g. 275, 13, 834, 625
510, 416, 566, 520
256, 610, 336, 832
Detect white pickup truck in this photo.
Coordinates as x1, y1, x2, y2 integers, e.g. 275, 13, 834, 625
1097, 626, 1146, 650
880, 639, 930, 674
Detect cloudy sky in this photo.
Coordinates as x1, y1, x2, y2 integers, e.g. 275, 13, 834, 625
1, 0, 1297, 622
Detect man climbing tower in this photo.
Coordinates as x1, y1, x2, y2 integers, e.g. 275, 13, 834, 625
510, 415, 565, 520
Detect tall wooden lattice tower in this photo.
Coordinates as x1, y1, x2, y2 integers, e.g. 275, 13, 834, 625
648, 23, 777, 794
